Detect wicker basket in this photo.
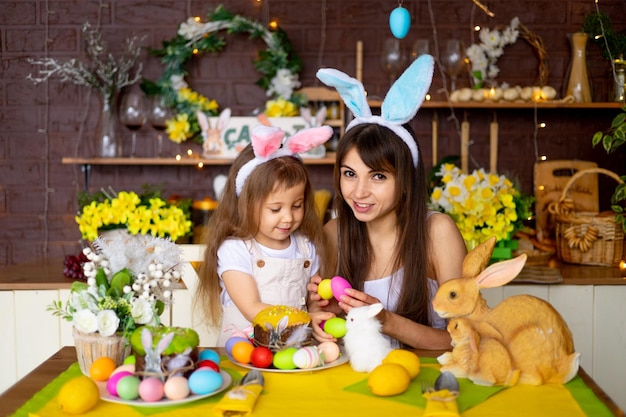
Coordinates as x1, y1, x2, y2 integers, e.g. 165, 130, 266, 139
548, 168, 624, 267
72, 327, 131, 375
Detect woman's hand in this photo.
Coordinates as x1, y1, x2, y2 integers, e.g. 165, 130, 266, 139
307, 275, 343, 315
337, 288, 382, 314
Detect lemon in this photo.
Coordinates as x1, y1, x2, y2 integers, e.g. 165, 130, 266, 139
367, 363, 411, 396
382, 349, 421, 379
57, 375, 100, 414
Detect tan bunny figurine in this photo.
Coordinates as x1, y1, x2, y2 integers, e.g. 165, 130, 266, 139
432, 237, 580, 385
441, 318, 520, 386
197, 108, 231, 157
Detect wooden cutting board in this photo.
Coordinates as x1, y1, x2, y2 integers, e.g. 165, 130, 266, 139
533, 160, 599, 242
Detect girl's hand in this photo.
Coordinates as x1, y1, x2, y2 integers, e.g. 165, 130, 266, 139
337, 288, 382, 314
309, 310, 338, 343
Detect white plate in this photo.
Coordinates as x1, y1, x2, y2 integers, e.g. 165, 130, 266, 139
228, 352, 349, 373
99, 370, 232, 407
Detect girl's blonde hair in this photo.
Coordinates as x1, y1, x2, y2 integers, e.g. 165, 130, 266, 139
195, 144, 329, 326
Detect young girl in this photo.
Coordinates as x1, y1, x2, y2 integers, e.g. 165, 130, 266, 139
308, 55, 467, 349
196, 124, 333, 346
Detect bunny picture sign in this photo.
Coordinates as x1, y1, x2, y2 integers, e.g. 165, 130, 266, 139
196, 109, 326, 159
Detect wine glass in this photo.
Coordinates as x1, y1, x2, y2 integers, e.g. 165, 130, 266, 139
119, 93, 146, 158
410, 39, 430, 61
442, 39, 467, 92
380, 38, 408, 87
149, 95, 173, 157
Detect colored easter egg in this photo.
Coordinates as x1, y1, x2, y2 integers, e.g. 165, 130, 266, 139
197, 359, 220, 372
389, 6, 411, 39
198, 349, 221, 364
273, 347, 298, 370
317, 278, 334, 300
317, 341, 341, 363
110, 363, 135, 377
292, 346, 322, 369
225, 336, 251, 356
138, 377, 164, 402
116, 375, 141, 401
106, 370, 133, 396
331, 276, 352, 301
250, 346, 274, 368
164, 375, 191, 400
324, 317, 347, 338
188, 369, 223, 395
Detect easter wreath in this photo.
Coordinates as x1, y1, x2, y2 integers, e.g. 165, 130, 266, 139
141, 4, 304, 144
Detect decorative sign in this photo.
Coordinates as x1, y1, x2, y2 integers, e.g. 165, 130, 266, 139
205, 116, 326, 159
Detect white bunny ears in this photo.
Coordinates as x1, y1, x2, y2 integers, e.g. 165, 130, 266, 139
316, 54, 434, 167
235, 124, 333, 196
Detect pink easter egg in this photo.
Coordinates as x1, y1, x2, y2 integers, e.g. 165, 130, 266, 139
106, 370, 133, 396
331, 276, 352, 301
139, 377, 165, 402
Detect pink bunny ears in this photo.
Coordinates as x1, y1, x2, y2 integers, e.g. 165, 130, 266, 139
235, 124, 333, 196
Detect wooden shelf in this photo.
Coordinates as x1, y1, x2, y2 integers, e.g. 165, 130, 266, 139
421, 100, 625, 109
62, 154, 337, 166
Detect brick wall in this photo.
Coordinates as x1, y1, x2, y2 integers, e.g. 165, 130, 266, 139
1, 0, 625, 266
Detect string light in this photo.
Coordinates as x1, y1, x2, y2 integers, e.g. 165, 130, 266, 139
269, 19, 278, 30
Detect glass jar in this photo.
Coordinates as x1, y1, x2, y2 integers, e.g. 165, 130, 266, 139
191, 198, 218, 243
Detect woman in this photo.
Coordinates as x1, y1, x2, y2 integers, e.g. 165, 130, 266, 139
309, 56, 467, 349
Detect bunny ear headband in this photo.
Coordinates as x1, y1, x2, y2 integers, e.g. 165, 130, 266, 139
316, 54, 434, 167
235, 124, 333, 196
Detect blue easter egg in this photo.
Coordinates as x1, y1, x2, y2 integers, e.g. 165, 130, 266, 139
389, 7, 411, 39
198, 348, 221, 364
225, 336, 250, 356
188, 369, 223, 395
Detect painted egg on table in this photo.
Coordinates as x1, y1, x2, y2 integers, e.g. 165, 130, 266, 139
273, 347, 298, 370
293, 346, 322, 369
197, 359, 220, 372
188, 368, 223, 395
317, 341, 341, 363
106, 370, 133, 396
389, 6, 411, 39
331, 276, 352, 301
164, 375, 191, 400
225, 336, 251, 356
138, 377, 164, 402
198, 348, 221, 364
116, 375, 141, 401
110, 363, 135, 377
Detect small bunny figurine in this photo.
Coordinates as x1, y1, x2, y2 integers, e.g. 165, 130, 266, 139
344, 303, 392, 372
432, 237, 580, 385
165, 347, 193, 377
300, 106, 327, 127
197, 108, 231, 157
142, 327, 175, 380
440, 318, 520, 386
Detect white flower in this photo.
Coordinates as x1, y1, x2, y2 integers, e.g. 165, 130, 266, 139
97, 310, 120, 336
178, 17, 204, 40
266, 68, 301, 100
170, 74, 188, 91
68, 289, 99, 313
131, 298, 154, 325
73, 309, 98, 334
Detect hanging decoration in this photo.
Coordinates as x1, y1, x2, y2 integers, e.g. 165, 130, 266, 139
389, 2, 411, 39
142, 4, 304, 144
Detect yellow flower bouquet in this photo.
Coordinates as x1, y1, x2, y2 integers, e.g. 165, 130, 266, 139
429, 164, 533, 248
75, 187, 192, 241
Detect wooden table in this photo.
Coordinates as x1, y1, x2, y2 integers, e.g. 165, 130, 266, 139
0, 347, 623, 417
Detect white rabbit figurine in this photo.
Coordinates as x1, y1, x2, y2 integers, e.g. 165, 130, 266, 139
142, 327, 175, 380
300, 106, 327, 127
343, 303, 392, 372
197, 108, 231, 157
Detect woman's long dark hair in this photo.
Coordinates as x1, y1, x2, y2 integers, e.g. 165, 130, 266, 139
334, 123, 431, 326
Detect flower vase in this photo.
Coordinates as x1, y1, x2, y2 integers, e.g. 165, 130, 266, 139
564, 32, 592, 103
72, 327, 131, 375
95, 93, 122, 157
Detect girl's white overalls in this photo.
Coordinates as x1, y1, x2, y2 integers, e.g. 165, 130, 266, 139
216, 233, 313, 346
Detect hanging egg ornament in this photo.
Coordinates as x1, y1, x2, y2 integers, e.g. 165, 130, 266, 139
389, 6, 411, 39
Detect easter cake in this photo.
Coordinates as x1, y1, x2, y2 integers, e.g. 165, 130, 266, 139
252, 305, 312, 350
129, 325, 200, 375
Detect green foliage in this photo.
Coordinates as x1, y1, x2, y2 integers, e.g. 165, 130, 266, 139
583, 12, 626, 60
592, 107, 626, 232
